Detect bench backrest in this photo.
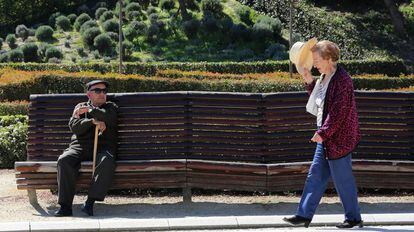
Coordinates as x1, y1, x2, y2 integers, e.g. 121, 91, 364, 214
27, 91, 414, 162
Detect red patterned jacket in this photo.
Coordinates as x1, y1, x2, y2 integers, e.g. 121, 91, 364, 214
305, 65, 361, 160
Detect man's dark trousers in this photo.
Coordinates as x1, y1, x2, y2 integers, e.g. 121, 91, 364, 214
57, 148, 116, 206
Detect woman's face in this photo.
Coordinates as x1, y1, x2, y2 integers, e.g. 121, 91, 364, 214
312, 51, 334, 74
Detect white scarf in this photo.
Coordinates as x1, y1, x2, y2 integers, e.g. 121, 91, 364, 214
306, 78, 322, 116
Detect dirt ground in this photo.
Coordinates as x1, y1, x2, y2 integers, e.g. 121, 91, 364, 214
1, 169, 414, 222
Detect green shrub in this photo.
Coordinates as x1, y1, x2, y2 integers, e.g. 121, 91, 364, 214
147, 6, 158, 15
127, 10, 144, 21
0, 115, 28, 126
265, 43, 288, 60
55, 16, 72, 31
37, 43, 52, 61
94, 33, 114, 55
160, 0, 175, 10
106, 32, 119, 41
6, 34, 17, 49
182, 19, 200, 39
95, 7, 108, 19
0, 37, 3, 47
80, 20, 99, 35
0, 117, 28, 168
102, 19, 119, 33
15, 24, 29, 41
201, 12, 218, 32
8, 49, 24, 62
74, 13, 92, 31
48, 12, 62, 28
35, 26, 54, 42
45, 46, 63, 60
0, 101, 28, 115
99, 11, 114, 23
67, 14, 77, 24
126, 2, 142, 13
229, 23, 250, 41
81, 27, 101, 48
21, 43, 39, 62
201, 0, 223, 15
0, 52, 8, 63
124, 25, 139, 41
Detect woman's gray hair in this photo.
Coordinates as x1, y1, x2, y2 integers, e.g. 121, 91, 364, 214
311, 40, 340, 62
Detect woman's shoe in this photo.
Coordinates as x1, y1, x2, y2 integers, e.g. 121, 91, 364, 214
336, 220, 363, 228
283, 215, 311, 228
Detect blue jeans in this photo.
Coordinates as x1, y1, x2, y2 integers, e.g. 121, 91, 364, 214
296, 143, 361, 222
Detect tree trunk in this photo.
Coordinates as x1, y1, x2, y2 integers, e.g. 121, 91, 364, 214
383, 0, 407, 38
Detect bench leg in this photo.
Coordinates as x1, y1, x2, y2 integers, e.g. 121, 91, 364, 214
183, 187, 192, 203
28, 189, 38, 205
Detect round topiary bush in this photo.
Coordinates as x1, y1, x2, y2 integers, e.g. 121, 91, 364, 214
182, 19, 200, 39
265, 43, 288, 60
106, 31, 119, 41
48, 12, 62, 28
99, 11, 114, 23
160, 0, 175, 11
126, 2, 142, 13
6, 34, 17, 49
0, 38, 3, 48
0, 52, 8, 63
130, 21, 147, 35
80, 20, 99, 35
127, 10, 143, 21
81, 27, 101, 48
67, 14, 77, 24
45, 46, 63, 60
35, 25, 54, 42
147, 6, 158, 15
15, 24, 29, 41
8, 49, 24, 62
37, 43, 52, 61
95, 7, 108, 19
149, 13, 159, 23
201, 0, 223, 15
55, 16, 72, 31
21, 43, 39, 62
102, 19, 119, 33
124, 25, 138, 41
74, 13, 92, 31
94, 33, 114, 55
254, 15, 282, 38
147, 24, 160, 42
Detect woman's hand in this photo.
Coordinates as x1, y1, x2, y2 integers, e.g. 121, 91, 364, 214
311, 132, 323, 143
299, 67, 314, 84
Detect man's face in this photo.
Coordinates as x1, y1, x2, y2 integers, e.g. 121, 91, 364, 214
87, 83, 107, 107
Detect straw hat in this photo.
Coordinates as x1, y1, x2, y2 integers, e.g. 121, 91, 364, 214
289, 38, 318, 75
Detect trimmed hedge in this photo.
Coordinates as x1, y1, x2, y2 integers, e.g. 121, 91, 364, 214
1, 68, 414, 101
0, 70, 304, 101
0, 101, 28, 115
0, 59, 408, 76
0, 115, 28, 168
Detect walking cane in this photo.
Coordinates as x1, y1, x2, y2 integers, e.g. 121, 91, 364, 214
92, 125, 99, 178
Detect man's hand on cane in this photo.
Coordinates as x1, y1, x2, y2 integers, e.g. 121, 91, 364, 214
92, 119, 106, 135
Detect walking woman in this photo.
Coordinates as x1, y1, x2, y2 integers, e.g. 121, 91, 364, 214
283, 39, 363, 228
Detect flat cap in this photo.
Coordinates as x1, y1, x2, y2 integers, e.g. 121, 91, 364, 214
86, 80, 109, 90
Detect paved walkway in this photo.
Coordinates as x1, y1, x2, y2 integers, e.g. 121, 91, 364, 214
1, 213, 414, 231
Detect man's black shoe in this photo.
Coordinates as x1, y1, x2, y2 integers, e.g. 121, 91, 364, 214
54, 207, 73, 217
283, 215, 311, 228
336, 220, 363, 228
81, 202, 94, 216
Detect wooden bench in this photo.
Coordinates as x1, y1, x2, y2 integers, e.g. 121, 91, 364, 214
15, 91, 414, 205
